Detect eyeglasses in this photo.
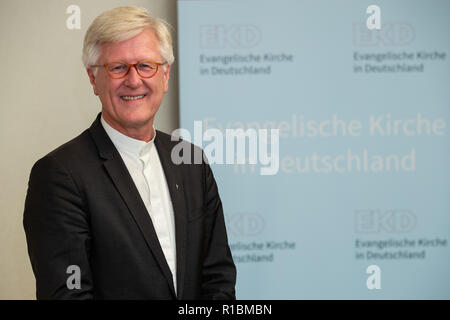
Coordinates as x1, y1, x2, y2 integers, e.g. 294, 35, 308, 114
91, 60, 167, 79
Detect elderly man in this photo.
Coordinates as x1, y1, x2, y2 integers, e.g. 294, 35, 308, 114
23, 6, 236, 300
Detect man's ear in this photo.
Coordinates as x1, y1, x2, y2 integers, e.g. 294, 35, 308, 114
163, 64, 171, 93
87, 68, 99, 96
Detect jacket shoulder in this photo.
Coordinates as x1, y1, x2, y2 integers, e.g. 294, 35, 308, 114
33, 129, 96, 170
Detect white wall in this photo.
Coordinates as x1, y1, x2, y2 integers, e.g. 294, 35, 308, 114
0, 0, 178, 299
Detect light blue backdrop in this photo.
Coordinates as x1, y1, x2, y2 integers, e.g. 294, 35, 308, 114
177, 0, 450, 299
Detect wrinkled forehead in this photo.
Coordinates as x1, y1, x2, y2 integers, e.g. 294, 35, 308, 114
98, 29, 162, 63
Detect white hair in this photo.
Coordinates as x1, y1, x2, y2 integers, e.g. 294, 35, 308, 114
82, 6, 174, 71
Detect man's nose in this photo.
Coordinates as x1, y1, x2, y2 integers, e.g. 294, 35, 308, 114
124, 65, 142, 87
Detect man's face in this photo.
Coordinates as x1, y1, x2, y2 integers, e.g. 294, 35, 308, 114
88, 29, 170, 139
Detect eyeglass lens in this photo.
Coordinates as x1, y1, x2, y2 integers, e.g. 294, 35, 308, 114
107, 61, 158, 78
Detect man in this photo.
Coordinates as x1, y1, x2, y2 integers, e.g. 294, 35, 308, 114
23, 6, 236, 300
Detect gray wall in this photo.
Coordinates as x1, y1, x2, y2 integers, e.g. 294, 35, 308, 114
0, 0, 178, 299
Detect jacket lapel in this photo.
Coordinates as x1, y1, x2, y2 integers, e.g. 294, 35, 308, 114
154, 131, 187, 299
88, 114, 178, 297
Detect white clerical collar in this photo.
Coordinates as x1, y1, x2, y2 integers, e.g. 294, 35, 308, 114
101, 115, 156, 158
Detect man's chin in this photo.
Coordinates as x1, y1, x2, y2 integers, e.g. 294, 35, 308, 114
103, 105, 157, 133
113, 107, 152, 125
121, 116, 153, 130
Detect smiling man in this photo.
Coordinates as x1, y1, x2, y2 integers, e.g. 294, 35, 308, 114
23, 6, 236, 300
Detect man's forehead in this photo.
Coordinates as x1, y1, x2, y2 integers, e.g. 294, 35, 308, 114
99, 29, 162, 62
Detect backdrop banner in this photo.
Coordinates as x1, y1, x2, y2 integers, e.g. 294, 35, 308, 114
178, 0, 450, 299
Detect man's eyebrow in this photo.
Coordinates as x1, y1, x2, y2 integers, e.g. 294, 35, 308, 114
106, 57, 160, 63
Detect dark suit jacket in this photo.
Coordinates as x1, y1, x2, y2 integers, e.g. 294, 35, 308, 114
23, 113, 236, 299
